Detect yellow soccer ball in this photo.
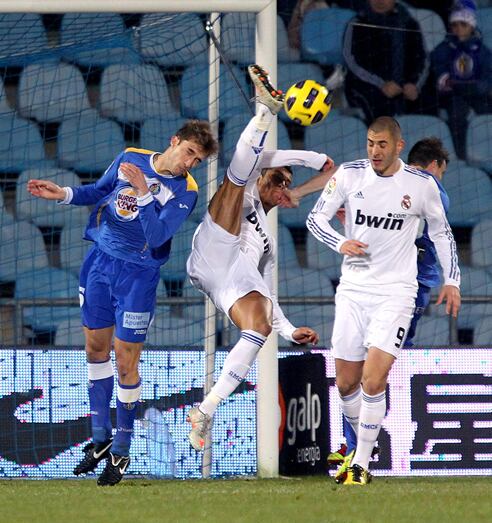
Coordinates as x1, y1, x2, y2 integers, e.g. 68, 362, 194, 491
284, 80, 333, 126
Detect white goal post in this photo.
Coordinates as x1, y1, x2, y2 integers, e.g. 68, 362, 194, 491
2, 0, 280, 478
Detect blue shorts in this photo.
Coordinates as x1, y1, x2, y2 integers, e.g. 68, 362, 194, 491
404, 283, 432, 348
79, 246, 160, 343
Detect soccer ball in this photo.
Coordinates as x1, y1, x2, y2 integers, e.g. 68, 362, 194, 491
284, 80, 333, 126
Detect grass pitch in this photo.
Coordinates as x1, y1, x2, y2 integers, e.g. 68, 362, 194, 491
0, 476, 487, 523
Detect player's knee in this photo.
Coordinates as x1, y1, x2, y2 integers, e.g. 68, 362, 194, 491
85, 342, 110, 361
336, 378, 360, 397
251, 321, 272, 338
361, 377, 386, 396
116, 361, 139, 382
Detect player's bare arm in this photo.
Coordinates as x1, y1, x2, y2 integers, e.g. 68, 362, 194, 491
27, 179, 66, 200
119, 162, 149, 197
435, 285, 461, 318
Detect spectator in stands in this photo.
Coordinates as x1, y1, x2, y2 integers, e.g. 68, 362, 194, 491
431, 0, 492, 159
286, 0, 328, 50
342, 0, 428, 123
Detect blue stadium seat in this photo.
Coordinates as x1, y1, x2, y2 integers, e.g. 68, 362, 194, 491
443, 163, 492, 226
407, 7, 446, 53
15, 267, 80, 331
180, 64, 250, 120
0, 221, 49, 282
279, 266, 334, 298
305, 227, 343, 282
277, 15, 300, 63
221, 114, 292, 166
159, 221, 196, 283
473, 315, 492, 345
412, 316, 452, 346
181, 278, 206, 321
146, 315, 204, 347
0, 114, 52, 173
139, 13, 208, 66
140, 116, 187, 152
301, 7, 356, 66
459, 266, 492, 296
304, 115, 367, 165
397, 115, 457, 160
278, 224, 301, 270
0, 14, 54, 67
188, 162, 211, 223
220, 13, 255, 65
58, 110, 126, 173
283, 304, 335, 347
59, 220, 91, 278
278, 62, 325, 94
99, 64, 179, 123
477, 8, 492, 50
16, 168, 87, 227
466, 114, 492, 173
54, 317, 85, 346
0, 189, 14, 225
0, 76, 13, 116
18, 62, 92, 123
471, 219, 492, 268
60, 13, 139, 67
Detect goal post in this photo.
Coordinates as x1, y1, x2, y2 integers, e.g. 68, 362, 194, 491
2, 0, 279, 478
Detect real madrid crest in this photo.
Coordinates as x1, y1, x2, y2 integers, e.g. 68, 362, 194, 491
324, 176, 337, 196
401, 194, 411, 210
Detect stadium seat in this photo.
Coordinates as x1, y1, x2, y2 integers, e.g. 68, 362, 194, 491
0, 114, 52, 173
59, 220, 91, 277
465, 114, 492, 173
277, 15, 300, 63
278, 224, 301, 270
60, 13, 139, 67
278, 62, 325, 95
0, 220, 49, 282
278, 266, 334, 299
14, 267, 80, 331
18, 62, 92, 123
397, 115, 457, 160
477, 8, 492, 50
305, 227, 343, 282
304, 115, 367, 165
0, 14, 54, 67
473, 315, 492, 345
188, 162, 210, 223
54, 317, 85, 346
412, 315, 452, 346
471, 219, 492, 268
57, 110, 126, 173
407, 7, 446, 53
99, 64, 179, 123
140, 116, 187, 152
146, 314, 204, 347
301, 7, 356, 65
0, 76, 12, 116
181, 278, 206, 321
220, 12, 255, 65
283, 304, 335, 347
159, 221, 197, 283
459, 266, 492, 296
221, 114, 292, 166
16, 168, 87, 227
180, 64, 250, 120
139, 13, 208, 66
0, 189, 14, 225
443, 163, 492, 226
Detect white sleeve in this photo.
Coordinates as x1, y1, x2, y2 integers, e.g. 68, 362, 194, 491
259, 150, 327, 171
261, 253, 297, 343
422, 180, 460, 287
306, 167, 348, 253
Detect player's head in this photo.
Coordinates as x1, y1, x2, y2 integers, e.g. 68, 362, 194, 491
165, 120, 218, 175
367, 116, 404, 176
257, 166, 293, 213
407, 137, 450, 180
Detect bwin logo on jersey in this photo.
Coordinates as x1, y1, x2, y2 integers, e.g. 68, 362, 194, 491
246, 211, 270, 254
355, 209, 404, 230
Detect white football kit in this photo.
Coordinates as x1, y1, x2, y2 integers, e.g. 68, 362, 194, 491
307, 159, 460, 359
187, 149, 327, 342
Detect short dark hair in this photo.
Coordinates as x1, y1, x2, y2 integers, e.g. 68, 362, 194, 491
368, 116, 401, 139
176, 120, 219, 157
407, 137, 450, 169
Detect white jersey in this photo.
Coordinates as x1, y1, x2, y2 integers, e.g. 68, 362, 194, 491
306, 159, 460, 296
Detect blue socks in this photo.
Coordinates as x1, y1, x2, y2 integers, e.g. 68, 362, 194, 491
87, 360, 114, 444
111, 380, 142, 457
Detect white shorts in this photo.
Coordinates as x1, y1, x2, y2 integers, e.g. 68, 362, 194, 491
331, 289, 415, 361
186, 213, 271, 319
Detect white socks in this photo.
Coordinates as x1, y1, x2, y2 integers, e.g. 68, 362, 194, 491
352, 390, 386, 470
339, 386, 362, 436
200, 330, 267, 416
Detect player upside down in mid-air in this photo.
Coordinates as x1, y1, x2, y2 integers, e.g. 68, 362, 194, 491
185, 64, 336, 451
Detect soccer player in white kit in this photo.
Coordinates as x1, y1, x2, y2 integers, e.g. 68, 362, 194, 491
306, 116, 461, 485
186, 65, 334, 451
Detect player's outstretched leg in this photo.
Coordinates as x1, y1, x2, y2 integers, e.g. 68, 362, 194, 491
248, 64, 284, 115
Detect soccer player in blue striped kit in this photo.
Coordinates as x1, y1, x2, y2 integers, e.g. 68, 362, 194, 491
27, 121, 218, 485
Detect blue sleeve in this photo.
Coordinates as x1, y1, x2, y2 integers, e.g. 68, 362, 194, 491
137, 189, 197, 249
70, 152, 124, 205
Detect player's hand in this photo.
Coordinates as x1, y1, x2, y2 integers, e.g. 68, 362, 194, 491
339, 239, 368, 256
120, 162, 149, 197
437, 73, 453, 93
335, 207, 346, 225
27, 179, 66, 200
435, 285, 461, 318
292, 327, 319, 345
381, 81, 402, 98
403, 83, 419, 101
320, 157, 335, 172
278, 188, 301, 208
